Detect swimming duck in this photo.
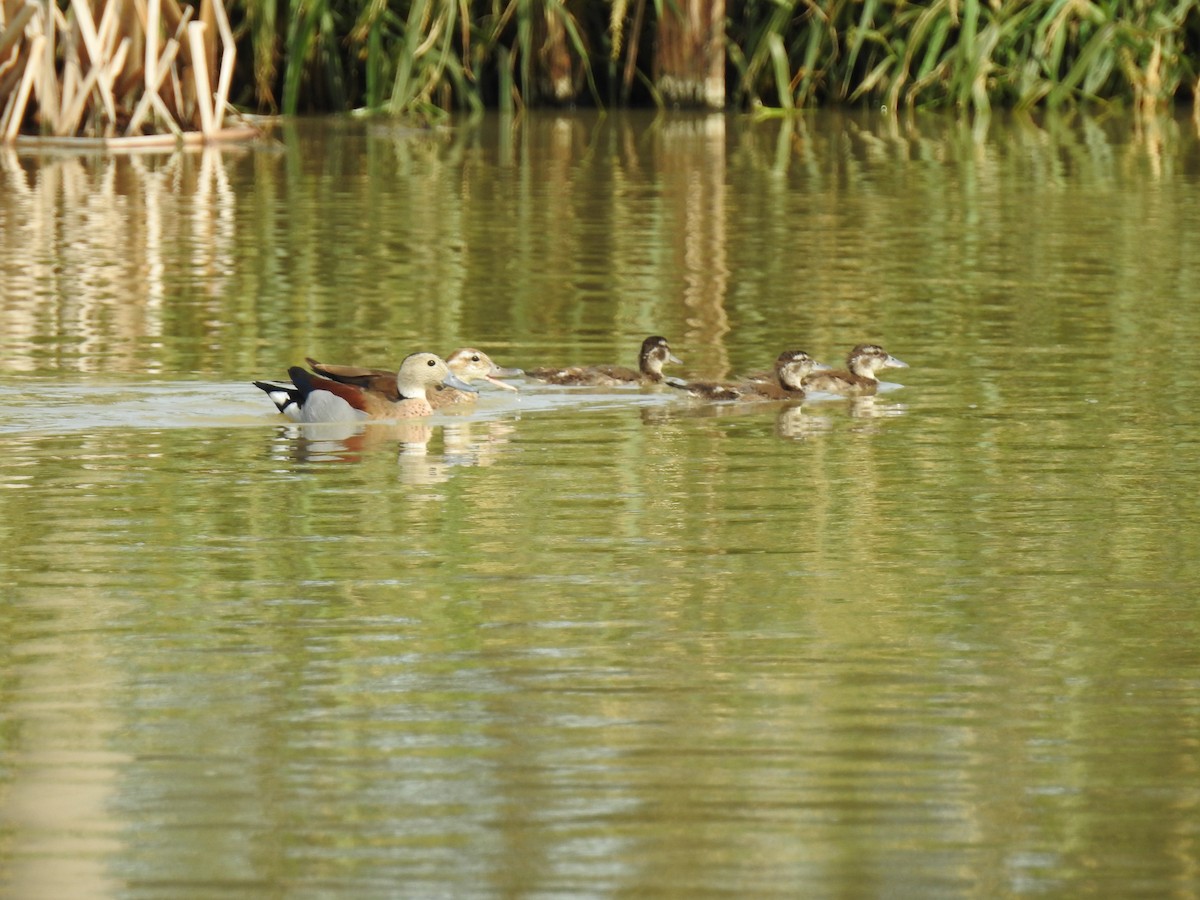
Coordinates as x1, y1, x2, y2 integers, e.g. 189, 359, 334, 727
743, 350, 830, 400
254, 352, 476, 422
802, 344, 908, 396
524, 335, 682, 386
669, 350, 827, 401
306, 348, 522, 409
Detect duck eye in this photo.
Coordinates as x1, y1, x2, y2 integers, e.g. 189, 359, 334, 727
472, 355, 480, 362
427, 359, 436, 367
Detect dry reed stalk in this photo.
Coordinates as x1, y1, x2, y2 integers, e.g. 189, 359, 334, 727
112, 2, 141, 96
200, 0, 218, 89
0, 1, 37, 60
145, 0, 159, 100
37, 1, 61, 133
3, 30, 39, 141
60, 35, 81, 129
0, 7, 31, 113
125, 35, 178, 134
105, 36, 131, 132
70, 0, 118, 125
22, 126, 256, 149
1, 0, 249, 145
60, 57, 102, 135
97, 0, 120, 59
209, 0, 234, 130
186, 20, 213, 136
0, 50, 26, 136
56, 15, 85, 134
167, 3, 193, 125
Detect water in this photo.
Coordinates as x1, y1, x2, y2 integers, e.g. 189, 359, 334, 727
2, 110, 1200, 898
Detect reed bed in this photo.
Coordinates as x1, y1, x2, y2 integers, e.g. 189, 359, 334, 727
4, 0, 1199, 142
730, 0, 1200, 116
238, 0, 1200, 116
0, 0, 255, 146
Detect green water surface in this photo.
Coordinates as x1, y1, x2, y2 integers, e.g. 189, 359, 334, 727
1, 110, 1198, 898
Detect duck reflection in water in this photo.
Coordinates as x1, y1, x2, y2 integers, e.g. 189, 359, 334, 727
397, 419, 518, 485
643, 401, 833, 441
282, 419, 436, 464
775, 406, 833, 441
846, 394, 908, 421
280, 417, 516, 484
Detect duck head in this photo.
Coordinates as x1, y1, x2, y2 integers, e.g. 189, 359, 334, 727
846, 344, 908, 379
446, 348, 523, 391
774, 350, 829, 391
639, 336, 683, 377
397, 352, 478, 400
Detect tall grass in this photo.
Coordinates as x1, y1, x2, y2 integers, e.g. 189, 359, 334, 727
241, 0, 603, 118
9, 0, 1185, 123
728, 0, 1200, 115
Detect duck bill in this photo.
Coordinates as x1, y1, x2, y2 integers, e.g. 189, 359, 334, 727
810, 361, 833, 372
885, 355, 909, 369
443, 372, 479, 392
484, 366, 524, 391
668, 353, 683, 365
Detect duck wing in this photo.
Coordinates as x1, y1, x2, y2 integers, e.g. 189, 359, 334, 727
306, 358, 401, 401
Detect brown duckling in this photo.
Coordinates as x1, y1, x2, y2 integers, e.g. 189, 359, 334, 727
743, 350, 829, 399
524, 335, 682, 386
307, 348, 522, 409
802, 344, 908, 397
254, 352, 475, 422
669, 350, 827, 401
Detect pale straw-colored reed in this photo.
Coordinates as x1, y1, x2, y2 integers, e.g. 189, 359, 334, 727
0, 0, 258, 147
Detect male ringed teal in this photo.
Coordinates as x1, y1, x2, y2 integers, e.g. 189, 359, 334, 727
254, 352, 476, 422
307, 348, 522, 409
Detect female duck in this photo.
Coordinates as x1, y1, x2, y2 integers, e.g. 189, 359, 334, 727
802, 344, 908, 397
254, 352, 475, 422
306, 348, 523, 409
524, 335, 682, 386
670, 350, 826, 401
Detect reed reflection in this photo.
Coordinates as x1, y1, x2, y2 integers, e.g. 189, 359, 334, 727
0, 147, 240, 374
5, 108, 1197, 386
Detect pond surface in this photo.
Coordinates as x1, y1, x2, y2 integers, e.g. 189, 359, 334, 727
2, 109, 1199, 898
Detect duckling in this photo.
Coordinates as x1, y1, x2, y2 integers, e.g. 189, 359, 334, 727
669, 350, 826, 401
743, 350, 829, 400
306, 348, 522, 409
254, 352, 475, 422
802, 344, 908, 396
524, 335, 682, 386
